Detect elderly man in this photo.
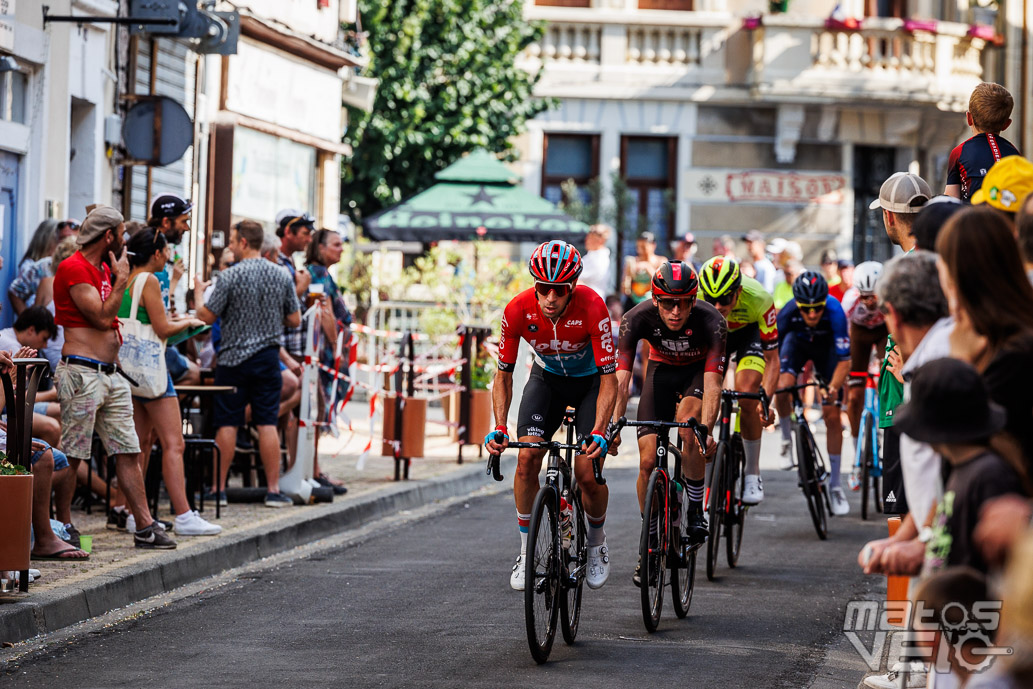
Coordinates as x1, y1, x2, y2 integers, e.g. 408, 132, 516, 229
53, 205, 175, 548
856, 251, 949, 689
869, 171, 931, 518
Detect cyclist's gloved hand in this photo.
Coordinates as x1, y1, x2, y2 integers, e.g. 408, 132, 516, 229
484, 425, 509, 452
583, 431, 608, 457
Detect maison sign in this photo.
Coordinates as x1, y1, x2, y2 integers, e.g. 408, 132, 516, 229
686, 169, 848, 204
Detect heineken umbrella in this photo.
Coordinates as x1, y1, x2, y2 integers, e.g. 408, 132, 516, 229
364, 150, 589, 243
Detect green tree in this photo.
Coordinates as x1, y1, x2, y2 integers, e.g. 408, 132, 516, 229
343, 0, 551, 220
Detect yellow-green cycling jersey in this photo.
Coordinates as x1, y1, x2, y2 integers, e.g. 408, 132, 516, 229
725, 275, 779, 350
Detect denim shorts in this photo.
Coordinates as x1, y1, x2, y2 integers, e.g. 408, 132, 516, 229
33, 402, 50, 415
132, 373, 177, 403
165, 346, 189, 382
29, 438, 69, 471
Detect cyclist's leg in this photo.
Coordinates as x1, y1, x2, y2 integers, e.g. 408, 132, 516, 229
514, 365, 567, 543
814, 351, 844, 483
775, 333, 805, 460
846, 322, 870, 442
733, 327, 766, 480
568, 373, 607, 535
674, 365, 707, 541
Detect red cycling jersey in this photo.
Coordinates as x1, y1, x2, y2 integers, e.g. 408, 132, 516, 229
497, 286, 616, 377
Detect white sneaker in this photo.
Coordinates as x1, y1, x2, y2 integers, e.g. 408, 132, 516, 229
174, 510, 222, 536
829, 485, 850, 516
780, 440, 794, 470
742, 475, 764, 505
862, 662, 927, 688
586, 541, 610, 590
510, 551, 526, 591
126, 514, 135, 535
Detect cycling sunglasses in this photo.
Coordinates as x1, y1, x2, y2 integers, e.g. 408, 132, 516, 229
798, 301, 826, 314
534, 281, 573, 297
703, 291, 737, 307
655, 296, 694, 312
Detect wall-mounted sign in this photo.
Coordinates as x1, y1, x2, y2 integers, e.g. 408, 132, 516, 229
685, 169, 848, 205
0, 0, 14, 52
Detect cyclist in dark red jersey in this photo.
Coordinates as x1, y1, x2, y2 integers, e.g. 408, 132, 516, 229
610, 261, 727, 585
484, 240, 617, 592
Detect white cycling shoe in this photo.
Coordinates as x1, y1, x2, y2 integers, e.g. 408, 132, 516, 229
510, 551, 526, 591
829, 485, 851, 516
586, 541, 610, 590
742, 475, 764, 505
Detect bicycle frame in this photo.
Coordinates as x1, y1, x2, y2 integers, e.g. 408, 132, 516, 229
853, 374, 882, 478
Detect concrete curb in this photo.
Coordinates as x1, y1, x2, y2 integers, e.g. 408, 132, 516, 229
0, 458, 511, 645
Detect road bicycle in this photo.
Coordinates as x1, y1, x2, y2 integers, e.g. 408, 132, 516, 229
775, 380, 832, 540
609, 415, 707, 632
706, 389, 769, 580
486, 410, 606, 664
851, 372, 883, 521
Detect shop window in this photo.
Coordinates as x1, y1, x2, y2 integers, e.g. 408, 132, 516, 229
639, 0, 694, 9
0, 70, 28, 124
541, 133, 600, 206
620, 136, 677, 250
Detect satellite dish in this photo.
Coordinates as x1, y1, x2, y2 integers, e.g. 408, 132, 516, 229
123, 96, 193, 166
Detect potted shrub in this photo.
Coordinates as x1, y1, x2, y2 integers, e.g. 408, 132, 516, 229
0, 456, 33, 587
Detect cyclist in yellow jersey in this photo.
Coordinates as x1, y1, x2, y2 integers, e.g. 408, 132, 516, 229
698, 256, 780, 504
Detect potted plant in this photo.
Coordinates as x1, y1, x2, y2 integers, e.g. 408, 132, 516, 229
0, 456, 33, 587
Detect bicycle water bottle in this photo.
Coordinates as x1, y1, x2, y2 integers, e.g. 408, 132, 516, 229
559, 497, 573, 549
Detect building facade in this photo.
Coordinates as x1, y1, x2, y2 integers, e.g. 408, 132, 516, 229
515, 0, 1020, 284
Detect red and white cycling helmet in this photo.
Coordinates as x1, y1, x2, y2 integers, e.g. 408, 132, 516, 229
528, 240, 583, 284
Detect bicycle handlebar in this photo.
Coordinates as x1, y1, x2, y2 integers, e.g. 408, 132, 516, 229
485, 438, 607, 486
774, 381, 822, 395
609, 415, 707, 453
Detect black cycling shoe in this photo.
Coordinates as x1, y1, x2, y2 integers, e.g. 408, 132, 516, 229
684, 505, 709, 546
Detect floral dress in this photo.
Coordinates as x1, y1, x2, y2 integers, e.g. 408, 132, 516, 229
306, 264, 352, 423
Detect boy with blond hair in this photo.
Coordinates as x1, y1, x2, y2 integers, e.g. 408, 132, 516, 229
945, 82, 1021, 201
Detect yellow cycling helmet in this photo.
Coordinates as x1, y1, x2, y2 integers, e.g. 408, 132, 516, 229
699, 256, 742, 301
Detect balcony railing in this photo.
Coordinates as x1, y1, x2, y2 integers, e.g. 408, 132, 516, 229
522, 5, 987, 107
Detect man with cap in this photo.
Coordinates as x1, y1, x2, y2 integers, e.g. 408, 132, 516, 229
671, 232, 702, 273
274, 209, 316, 364
53, 204, 175, 549
743, 231, 774, 292
148, 193, 199, 386
970, 155, 1033, 222
869, 171, 931, 519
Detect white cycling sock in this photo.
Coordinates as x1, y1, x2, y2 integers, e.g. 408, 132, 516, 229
829, 454, 842, 488
780, 416, 792, 442
743, 438, 762, 476
586, 512, 606, 547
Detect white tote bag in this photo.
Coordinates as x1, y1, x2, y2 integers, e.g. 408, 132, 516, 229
118, 275, 168, 398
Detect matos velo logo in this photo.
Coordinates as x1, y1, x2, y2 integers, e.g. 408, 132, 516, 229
843, 599, 1012, 674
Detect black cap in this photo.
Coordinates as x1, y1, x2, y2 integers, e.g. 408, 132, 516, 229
912, 196, 965, 252
894, 358, 1006, 444
150, 193, 192, 220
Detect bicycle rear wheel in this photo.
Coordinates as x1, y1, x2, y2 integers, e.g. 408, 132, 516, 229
560, 489, 586, 645
706, 442, 726, 581
640, 470, 668, 632
860, 414, 873, 521
796, 425, 828, 540
525, 486, 560, 664
726, 435, 746, 568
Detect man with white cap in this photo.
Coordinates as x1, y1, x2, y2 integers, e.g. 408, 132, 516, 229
868, 171, 931, 523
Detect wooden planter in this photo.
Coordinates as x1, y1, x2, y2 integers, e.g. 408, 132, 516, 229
0, 474, 33, 573
445, 389, 493, 444
382, 397, 427, 458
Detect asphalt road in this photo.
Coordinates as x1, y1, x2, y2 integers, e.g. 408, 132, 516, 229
2, 462, 886, 688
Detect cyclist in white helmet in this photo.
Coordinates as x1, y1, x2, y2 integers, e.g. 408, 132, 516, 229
840, 260, 887, 488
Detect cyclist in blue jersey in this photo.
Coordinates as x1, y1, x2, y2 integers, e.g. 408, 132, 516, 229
774, 271, 852, 515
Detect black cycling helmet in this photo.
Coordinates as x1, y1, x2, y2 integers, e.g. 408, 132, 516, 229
651, 261, 698, 298
792, 270, 829, 305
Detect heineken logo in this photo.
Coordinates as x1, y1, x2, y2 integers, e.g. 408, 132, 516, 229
374, 210, 585, 233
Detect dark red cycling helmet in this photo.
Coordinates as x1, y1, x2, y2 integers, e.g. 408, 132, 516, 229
528, 240, 583, 283
651, 261, 698, 298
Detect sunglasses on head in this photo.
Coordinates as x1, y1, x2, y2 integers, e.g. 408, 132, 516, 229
703, 291, 737, 307
656, 297, 694, 311
534, 281, 573, 297
798, 302, 826, 314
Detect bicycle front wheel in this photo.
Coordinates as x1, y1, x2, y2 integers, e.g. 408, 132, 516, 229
560, 489, 586, 645
525, 485, 560, 664
726, 436, 746, 568
671, 544, 696, 619
796, 425, 828, 540
706, 442, 727, 581
640, 470, 668, 632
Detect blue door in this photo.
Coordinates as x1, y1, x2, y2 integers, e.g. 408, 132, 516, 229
0, 151, 20, 328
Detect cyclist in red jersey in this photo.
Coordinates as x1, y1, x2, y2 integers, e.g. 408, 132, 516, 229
485, 240, 617, 591
610, 261, 727, 585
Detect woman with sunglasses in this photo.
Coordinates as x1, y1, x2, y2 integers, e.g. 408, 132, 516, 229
774, 271, 852, 516
698, 256, 780, 506
484, 240, 617, 592
839, 261, 887, 484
